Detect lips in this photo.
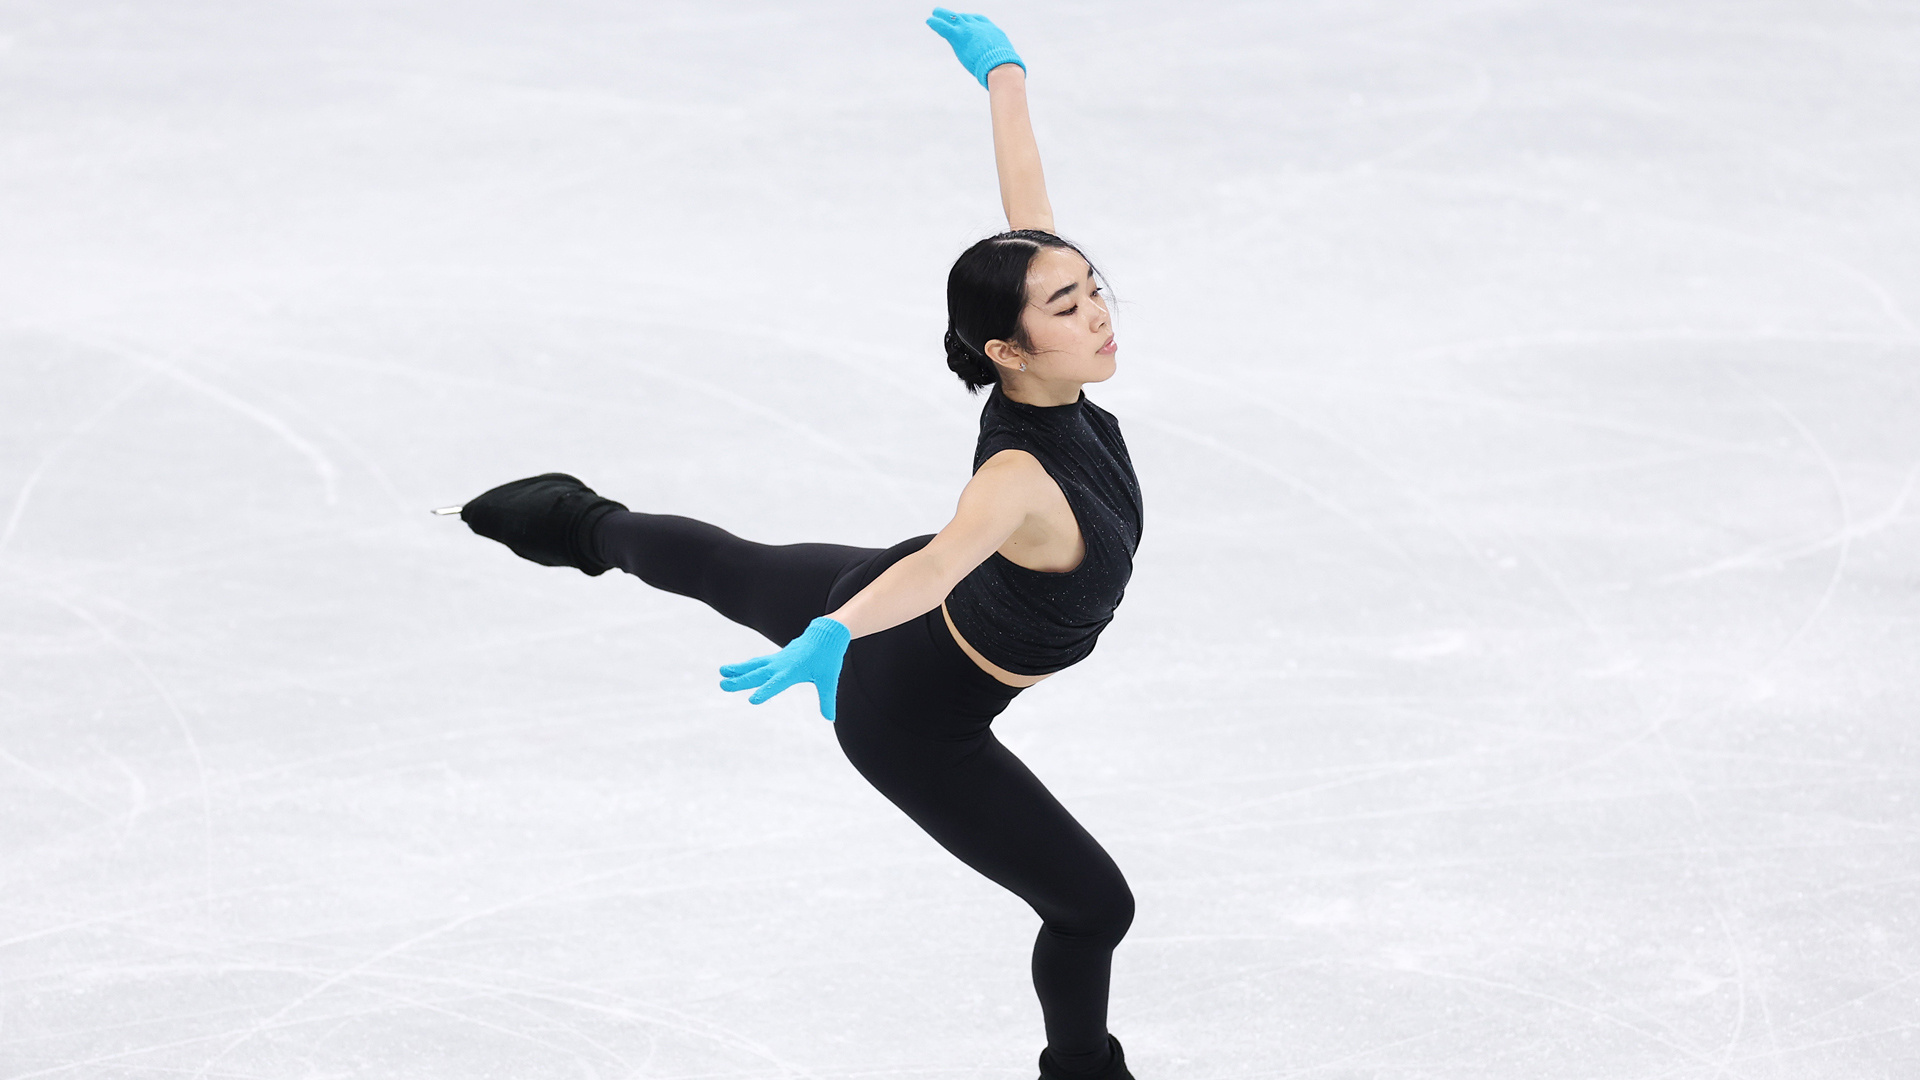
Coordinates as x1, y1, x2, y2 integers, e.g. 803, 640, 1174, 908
1097, 336, 1117, 355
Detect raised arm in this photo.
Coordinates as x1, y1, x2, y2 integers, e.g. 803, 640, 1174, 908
988, 65, 1055, 233
927, 8, 1055, 233
713, 12, 1065, 723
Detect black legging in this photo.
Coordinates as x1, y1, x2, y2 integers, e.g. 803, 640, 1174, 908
593, 510, 1133, 1071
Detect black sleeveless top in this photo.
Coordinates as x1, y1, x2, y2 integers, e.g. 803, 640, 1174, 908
943, 383, 1144, 675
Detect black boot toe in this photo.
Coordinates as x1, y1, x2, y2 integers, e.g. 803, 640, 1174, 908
462, 473, 628, 576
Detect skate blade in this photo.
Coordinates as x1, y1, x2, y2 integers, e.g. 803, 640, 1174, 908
430, 505, 464, 516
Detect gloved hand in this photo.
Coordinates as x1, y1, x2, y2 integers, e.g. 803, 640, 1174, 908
926, 7, 1025, 88
718, 616, 853, 722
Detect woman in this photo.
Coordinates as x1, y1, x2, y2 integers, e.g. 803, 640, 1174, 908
455, 10, 1143, 1077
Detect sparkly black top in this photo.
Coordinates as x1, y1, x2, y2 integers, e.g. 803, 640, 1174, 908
943, 383, 1144, 675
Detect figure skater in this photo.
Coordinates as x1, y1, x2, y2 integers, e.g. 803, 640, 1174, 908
451, 10, 1142, 1077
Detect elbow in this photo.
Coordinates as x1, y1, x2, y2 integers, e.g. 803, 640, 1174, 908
915, 543, 979, 598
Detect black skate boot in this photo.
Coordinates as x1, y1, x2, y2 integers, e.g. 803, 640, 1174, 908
460, 473, 628, 576
1039, 1035, 1134, 1080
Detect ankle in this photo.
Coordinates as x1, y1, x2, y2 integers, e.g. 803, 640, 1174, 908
1039, 1035, 1130, 1080
570, 499, 628, 576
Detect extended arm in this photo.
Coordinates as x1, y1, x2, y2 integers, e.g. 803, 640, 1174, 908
825, 451, 1040, 637
716, 454, 1041, 721
988, 65, 1055, 234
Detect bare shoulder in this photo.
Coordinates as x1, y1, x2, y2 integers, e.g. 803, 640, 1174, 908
921, 448, 1055, 579
971, 447, 1070, 526
975, 448, 1054, 500
979, 446, 1047, 479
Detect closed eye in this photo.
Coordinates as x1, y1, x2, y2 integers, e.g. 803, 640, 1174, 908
1056, 287, 1102, 317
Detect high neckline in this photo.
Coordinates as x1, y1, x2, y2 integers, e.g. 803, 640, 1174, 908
995, 383, 1085, 413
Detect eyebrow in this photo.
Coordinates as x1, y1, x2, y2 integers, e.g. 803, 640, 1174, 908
1045, 270, 1098, 306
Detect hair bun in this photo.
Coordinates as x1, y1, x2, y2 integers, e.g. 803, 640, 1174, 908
944, 326, 998, 391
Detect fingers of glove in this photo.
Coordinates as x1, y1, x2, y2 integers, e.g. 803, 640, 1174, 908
928, 9, 997, 42
718, 655, 774, 679
747, 670, 799, 706
719, 662, 777, 693
925, 14, 967, 46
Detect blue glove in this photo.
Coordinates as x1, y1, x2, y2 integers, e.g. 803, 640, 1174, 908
926, 7, 1025, 88
718, 616, 852, 722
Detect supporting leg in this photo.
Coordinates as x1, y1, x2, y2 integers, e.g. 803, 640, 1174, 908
833, 623, 1134, 1075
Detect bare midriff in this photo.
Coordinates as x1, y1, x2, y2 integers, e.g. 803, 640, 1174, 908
940, 601, 1055, 688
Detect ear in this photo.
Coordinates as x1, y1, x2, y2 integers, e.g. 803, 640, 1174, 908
983, 338, 1025, 373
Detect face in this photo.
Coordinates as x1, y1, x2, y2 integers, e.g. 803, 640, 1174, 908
990, 246, 1117, 385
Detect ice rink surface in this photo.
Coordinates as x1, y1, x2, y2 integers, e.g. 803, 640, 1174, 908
3, 1, 1917, 1076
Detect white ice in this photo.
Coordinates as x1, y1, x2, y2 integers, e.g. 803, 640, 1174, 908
2, 2, 1917, 1077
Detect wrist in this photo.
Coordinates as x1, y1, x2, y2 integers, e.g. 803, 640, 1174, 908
808, 615, 852, 646
986, 61, 1026, 90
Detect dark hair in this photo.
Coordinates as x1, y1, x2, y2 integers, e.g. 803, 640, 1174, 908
944, 229, 1103, 394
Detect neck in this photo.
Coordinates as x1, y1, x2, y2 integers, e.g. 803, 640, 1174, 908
1001, 376, 1083, 408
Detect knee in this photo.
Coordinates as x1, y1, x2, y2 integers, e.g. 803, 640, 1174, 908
1047, 875, 1135, 950
1098, 883, 1137, 948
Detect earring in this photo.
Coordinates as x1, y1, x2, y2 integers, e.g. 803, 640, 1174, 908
1019, 362, 1027, 371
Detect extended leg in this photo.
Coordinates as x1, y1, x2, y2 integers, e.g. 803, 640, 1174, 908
592, 510, 874, 646
594, 514, 935, 648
